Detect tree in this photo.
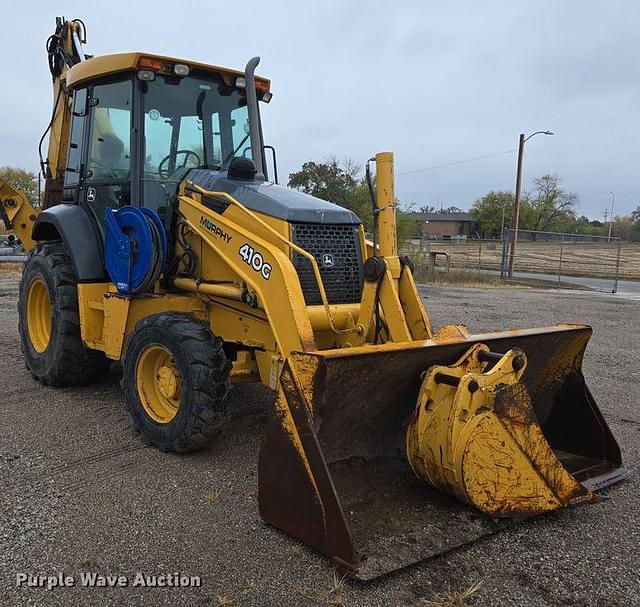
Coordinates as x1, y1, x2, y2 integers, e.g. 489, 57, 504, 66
288, 157, 374, 229
0, 167, 40, 208
609, 215, 634, 240
419, 205, 436, 214
418, 205, 462, 214
630, 206, 640, 242
469, 191, 514, 239
527, 174, 577, 232
396, 209, 416, 246
288, 157, 360, 205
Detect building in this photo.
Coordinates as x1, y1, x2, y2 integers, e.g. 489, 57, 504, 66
408, 212, 477, 240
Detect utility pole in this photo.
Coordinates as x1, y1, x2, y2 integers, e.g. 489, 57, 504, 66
507, 130, 554, 278
507, 134, 525, 277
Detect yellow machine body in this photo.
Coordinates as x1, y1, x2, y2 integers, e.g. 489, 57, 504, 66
0, 19, 629, 580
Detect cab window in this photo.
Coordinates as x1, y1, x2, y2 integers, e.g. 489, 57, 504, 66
65, 88, 88, 191
140, 73, 252, 219
84, 79, 133, 228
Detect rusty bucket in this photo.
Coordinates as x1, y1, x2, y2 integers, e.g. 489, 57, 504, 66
258, 324, 628, 579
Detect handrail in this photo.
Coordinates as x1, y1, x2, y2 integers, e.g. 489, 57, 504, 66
183, 182, 358, 336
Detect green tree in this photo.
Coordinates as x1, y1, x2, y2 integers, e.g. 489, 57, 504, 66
288, 157, 374, 230
469, 191, 514, 239
472, 176, 579, 239
609, 215, 635, 240
527, 174, 577, 232
0, 167, 40, 207
396, 209, 416, 247
345, 180, 374, 230
629, 206, 640, 242
288, 157, 359, 205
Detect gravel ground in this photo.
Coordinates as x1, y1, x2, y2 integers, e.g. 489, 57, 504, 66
0, 272, 638, 607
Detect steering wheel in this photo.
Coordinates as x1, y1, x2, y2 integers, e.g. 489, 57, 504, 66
158, 150, 202, 179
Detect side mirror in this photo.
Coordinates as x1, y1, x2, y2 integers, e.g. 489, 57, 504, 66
228, 157, 257, 181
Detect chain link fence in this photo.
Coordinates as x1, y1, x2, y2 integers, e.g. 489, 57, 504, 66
404, 237, 504, 273
402, 230, 628, 294
501, 229, 622, 293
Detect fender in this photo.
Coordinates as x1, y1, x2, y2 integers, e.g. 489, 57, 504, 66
32, 203, 106, 281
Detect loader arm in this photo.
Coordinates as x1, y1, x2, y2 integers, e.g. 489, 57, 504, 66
174, 159, 432, 363
176, 186, 317, 357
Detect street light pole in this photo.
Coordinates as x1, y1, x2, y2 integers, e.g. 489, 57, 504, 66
500, 200, 507, 241
507, 133, 525, 277
507, 130, 554, 278
608, 191, 615, 241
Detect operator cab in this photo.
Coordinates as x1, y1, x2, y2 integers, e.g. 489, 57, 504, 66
62, 53, 272, 234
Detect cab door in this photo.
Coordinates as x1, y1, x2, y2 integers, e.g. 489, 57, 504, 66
82, 78, 134, 233
63, 87, 88, 203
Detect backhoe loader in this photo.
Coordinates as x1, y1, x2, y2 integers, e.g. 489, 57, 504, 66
0, 17, 629, 579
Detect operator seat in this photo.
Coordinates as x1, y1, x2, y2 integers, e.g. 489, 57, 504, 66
143, 181, 168, 213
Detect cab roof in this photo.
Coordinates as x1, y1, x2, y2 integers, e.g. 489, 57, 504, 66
66, 52, 270, 90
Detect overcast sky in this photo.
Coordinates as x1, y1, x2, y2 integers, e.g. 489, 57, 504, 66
3, 1, 639, 219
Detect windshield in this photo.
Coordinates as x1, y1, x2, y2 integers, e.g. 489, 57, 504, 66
141, 72, 254, 187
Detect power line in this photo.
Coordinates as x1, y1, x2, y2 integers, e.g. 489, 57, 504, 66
395, 148, 518, 177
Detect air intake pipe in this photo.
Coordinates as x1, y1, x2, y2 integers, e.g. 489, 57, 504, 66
244, 57, 265, 180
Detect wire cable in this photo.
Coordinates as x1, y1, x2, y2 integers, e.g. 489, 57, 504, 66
395, 148, 518, 177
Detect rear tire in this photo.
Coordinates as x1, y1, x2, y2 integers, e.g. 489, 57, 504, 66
122, 313, 232, 452
18, 242, 109, 386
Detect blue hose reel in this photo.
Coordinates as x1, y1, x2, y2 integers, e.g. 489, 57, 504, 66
104, 207, 168, 295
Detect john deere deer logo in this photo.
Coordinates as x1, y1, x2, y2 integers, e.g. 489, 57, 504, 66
322, 253, 335, 268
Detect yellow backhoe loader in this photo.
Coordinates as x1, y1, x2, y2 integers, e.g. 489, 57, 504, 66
0, 17, 629, 579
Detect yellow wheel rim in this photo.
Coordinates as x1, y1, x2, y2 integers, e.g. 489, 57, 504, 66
27, 278, 52, 353
136, 345, 181, 424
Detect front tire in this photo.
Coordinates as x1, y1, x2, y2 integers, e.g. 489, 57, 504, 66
18, 242, 109, 386
122, 313, 232, 452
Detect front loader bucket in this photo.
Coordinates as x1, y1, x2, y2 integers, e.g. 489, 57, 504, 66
258, 324, 628, 579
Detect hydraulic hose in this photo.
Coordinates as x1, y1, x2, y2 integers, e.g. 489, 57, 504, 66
365, 158, 377, 252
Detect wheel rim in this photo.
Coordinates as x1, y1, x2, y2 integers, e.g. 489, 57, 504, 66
27, 278, 52, 353
136, 345, 181, 424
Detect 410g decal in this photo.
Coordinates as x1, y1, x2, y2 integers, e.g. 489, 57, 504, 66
239, 244, 272, 280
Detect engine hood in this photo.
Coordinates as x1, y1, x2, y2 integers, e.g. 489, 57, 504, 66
185, 169, 361, 225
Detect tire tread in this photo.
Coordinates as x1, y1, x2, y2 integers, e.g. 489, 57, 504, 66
122, 312, 231, 452
19, 242, 109, 386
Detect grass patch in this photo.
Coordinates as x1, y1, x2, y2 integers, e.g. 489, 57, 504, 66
415, 268, 506, 288
205, 489, 222, 504
292, 569, 349, 606
0, 262, 23, 275
421, 579, 483, 606
285, 543, 303, 561
326, 570, 347, 607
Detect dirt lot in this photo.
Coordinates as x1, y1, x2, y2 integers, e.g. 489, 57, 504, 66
1, 270, 638, 607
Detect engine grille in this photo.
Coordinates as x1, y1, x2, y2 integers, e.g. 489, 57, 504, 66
291, 223, 364, 305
